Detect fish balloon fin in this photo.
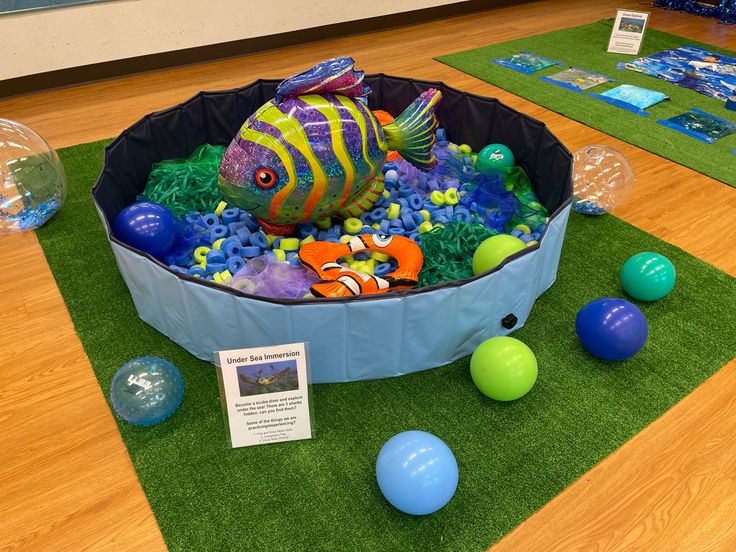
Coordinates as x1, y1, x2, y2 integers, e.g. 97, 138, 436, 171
274, 57, 369, 103
336, 178, 385, 219
382, 88, 442, 171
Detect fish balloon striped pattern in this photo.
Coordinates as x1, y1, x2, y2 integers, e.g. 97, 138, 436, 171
218, 57, 442, 235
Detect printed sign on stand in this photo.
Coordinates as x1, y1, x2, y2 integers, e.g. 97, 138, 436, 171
607, 9, 650, 55
216, 342, 314, 448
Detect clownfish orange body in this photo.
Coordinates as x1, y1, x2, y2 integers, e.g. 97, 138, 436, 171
299, 234, 423, 298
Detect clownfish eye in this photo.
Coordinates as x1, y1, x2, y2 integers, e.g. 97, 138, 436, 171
373, 234, 393, 247
255, 169, 277, 188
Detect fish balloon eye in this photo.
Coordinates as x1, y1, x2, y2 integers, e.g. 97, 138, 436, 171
255, 169, 277, 188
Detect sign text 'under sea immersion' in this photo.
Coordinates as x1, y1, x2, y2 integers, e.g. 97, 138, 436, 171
216, 342, 313, 448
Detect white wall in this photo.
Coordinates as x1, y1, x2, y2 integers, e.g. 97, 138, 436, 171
1, 0, 465, 80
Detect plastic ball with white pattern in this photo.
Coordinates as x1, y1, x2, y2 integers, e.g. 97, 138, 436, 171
571, 145, 634, 215
0, 119, 67, 233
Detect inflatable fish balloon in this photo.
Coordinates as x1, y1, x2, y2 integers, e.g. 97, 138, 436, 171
218, 57, 442, 235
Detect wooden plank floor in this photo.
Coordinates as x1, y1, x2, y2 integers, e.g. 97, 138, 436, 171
1, 1, 734, 550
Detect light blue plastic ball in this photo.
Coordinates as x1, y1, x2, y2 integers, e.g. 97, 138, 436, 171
375, 430, 458, 515
109, 356, 184, 426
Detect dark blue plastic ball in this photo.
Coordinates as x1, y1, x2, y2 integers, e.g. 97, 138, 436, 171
109, 356, 184, 426
113, 202, 178, 258
575, 298, 648, 361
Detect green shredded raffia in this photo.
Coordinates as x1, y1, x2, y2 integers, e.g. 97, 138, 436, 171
143, 144, 225, 217
418, 222, 499, 287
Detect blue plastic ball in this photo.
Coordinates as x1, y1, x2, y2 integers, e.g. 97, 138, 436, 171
113, 202, 178, 258
575, 298, 648, 361
376, 430, 458, 515
109, 356, 184, 426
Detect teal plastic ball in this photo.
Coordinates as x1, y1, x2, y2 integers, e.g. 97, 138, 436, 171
620, 252, 676, 301
475, 144, 515, 172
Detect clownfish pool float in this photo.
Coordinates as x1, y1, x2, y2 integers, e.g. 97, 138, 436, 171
218, 57, 442, 236
300, 234, 423, 298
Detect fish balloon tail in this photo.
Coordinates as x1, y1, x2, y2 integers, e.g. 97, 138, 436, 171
382, 88, 442, 171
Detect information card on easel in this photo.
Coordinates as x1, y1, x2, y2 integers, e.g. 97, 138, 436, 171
216, 342, 314, 448
607, 9, 650, 55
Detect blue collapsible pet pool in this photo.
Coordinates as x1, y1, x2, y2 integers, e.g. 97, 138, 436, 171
92, 75, 573, 383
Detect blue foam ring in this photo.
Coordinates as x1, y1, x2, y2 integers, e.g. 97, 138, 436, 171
511, 229, 524, 238
184, 212, 204, 226
401, 213, 417, 231
389, 189, 400, 199
325, 236, 341, 243
374, 262, 393, 277
202, 213, 220, 227
399, 206, 413, 218
222, 239, 243, 258
296, 223, 318, 239
408, 194, 423, 210
370, 207, 387, 222
379, 219, 391, 233
285, 251, 298, 262
373, 195, 386, 208
532, 232, 541, 240
408, 231, 420, 242
174, 250, 193, 266
398, 186, 414, 198
423, 202, 440, 212
436, 128, 446, 142
444, 205, 454, 217
389, 218, 404, 229
236, 227, 252, 245
263, 250, 276, 259
397, 197, 409, 208
272, 237, 281, 249
433, 214, 449, 224
410, 211, 424, 226
436, 140, 449, 147
240, 212, 260, 232
206, 248, 226, 264
519, 233, 535, 244
250, 231, 269, 249
210, 225, 228, 242
384, 179, 399, 190
228, 221, 246, 236
168, 264, 188, 274
205, 275, 215, 281
354, 251, 371, 261
360, 225, 376, 235
187, 266, 206, 278
205, 262, 226, 275
226, 255, 245, 274
317, 230, 330, 241
241, 245, 262, 258
388, 258, 399, 268
382, 163, 398, 174
452, 211, 470, 224
221, 208, 241, 224
388, 227, 405, 236
331, 224, 343, 235
360, 211, 373, 225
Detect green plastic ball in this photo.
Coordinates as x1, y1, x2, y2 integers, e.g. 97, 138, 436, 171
620, 252, 676, 301
470, 336, 538, 401
475, 143, 515, 172
472, 234, 526, 275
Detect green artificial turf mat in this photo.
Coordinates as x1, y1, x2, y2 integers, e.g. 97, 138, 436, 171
37, 141, 736, 551
435, 20, 736, 187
